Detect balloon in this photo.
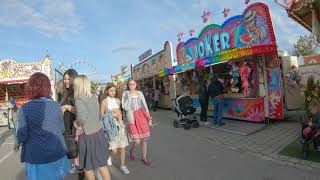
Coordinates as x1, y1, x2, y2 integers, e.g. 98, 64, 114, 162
189, 29, 195, 36
222, 8, 231, 18
201, 10, 211, 23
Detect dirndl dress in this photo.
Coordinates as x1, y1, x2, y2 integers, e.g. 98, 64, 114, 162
128, 95, 152, 141
109, 120, 129, 150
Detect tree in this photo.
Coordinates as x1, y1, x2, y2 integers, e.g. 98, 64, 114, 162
304, 75, 320, 110
293, 34, 320, 56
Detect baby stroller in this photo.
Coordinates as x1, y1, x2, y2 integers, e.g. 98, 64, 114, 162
172, 95, 199, 130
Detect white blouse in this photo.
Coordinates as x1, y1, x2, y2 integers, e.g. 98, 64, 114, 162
106, 96, 119, 111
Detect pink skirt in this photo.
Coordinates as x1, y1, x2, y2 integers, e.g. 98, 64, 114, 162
129, 109, 152, 140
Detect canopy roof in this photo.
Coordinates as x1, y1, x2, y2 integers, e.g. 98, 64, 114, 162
288, 0, 320, 31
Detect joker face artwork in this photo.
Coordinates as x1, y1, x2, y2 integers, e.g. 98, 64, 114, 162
243, 10, 271, 45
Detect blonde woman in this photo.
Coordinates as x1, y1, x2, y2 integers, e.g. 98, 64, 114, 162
122, 79, 152, 166
73, 75, 110, 180
100, 84, 129, 174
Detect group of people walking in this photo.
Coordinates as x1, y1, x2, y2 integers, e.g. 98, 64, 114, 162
144, 87, 161, 112
15, 69, 153, 180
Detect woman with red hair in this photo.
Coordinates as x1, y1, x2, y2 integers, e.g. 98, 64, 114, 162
17, 72, 70, 180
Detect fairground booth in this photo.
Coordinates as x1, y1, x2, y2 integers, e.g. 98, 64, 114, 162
171, 3, 284, 122
0, 56, 52, 126
131, 41, 176, 109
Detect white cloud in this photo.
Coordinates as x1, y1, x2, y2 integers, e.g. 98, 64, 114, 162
112, 44, 139, 53
0, 0, 83, 37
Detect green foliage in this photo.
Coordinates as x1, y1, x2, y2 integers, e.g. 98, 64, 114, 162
293, 35, 320, 56
304, 75, 320, 110
91, 81, 98, 93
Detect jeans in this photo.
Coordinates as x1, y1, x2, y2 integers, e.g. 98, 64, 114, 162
212, 99, 224, 124
199, 99, 208, 122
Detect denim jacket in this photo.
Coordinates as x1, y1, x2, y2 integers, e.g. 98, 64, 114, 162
101, 112, 118, 141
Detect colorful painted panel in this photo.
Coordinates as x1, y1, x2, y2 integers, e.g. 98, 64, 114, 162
266, 54, 283, 119
0, 56, 52, 83
223, 97, 265, 122
192, 97, 265, 122
176, 3, 276, 67
111, 74, 130, 83
132, 41, 173, 80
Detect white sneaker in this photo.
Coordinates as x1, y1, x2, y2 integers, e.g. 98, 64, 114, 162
107, 157, 112, 166
120, 166, 130, 175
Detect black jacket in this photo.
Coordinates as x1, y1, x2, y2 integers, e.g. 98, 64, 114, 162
208, 80, 224, 99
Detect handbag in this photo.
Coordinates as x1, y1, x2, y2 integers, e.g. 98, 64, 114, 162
123, 91, 135, 124
126, 109, 135, 124
64, 128, 78, 159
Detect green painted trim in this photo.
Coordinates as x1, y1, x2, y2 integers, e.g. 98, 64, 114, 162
198, 24, 221, 39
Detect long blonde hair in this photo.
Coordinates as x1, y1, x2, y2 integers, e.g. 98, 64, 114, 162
73, 75, 92, 98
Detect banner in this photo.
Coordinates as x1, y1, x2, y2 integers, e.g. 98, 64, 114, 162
176, 3, 276, 66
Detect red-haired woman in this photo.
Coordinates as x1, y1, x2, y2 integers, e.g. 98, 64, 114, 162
17, 72, 70, 180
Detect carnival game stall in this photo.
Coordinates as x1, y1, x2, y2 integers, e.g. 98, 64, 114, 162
0, 56, 52, 126
131, 41, 175, 109
171, 3, 284, 122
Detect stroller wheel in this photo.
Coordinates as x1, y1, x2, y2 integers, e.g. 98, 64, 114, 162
193, 121, 200, 128
173, 120, 179, 128
184, 122, 191, 130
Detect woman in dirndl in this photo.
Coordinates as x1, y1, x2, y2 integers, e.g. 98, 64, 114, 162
122, 79, 153, 166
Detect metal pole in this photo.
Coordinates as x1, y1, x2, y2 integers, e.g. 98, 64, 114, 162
262, 55, 270, 124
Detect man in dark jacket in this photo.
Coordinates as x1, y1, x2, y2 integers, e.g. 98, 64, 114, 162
198, 79, 209, 124
208, 76, 225, 126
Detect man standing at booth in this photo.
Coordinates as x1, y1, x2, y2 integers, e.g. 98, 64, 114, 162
208, 75, 226, 126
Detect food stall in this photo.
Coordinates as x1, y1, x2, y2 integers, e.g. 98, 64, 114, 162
131, 41, 176, 109
171, 2, 284, 122
0, 55, 52, 126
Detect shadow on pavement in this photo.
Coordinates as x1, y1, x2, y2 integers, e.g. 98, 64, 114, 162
15, 168, 25, 180
0, 129, 13, 146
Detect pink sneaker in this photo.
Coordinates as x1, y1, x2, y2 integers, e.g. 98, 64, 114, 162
141, 159, 151, 166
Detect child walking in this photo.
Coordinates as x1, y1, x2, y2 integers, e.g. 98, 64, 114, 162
100, 84, 130, 174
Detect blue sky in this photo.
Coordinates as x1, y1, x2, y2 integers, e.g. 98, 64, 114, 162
0, 0, 309, 82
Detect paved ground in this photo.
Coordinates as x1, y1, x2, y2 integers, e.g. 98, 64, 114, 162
0, 110, 319, 180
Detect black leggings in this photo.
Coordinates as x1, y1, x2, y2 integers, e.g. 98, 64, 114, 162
199, 100, 208, 122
